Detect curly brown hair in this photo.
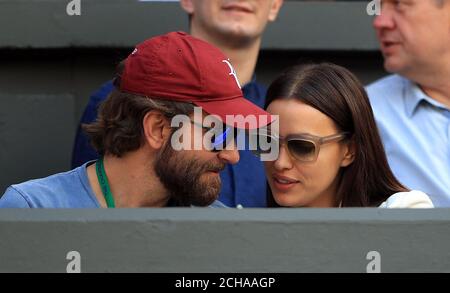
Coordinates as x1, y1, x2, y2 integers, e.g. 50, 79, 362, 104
82, 62, 194, 157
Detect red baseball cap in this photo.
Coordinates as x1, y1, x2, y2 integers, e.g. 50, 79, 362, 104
120, 31, 273, 129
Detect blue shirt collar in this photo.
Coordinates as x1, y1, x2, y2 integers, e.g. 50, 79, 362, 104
404, 79, 449, 117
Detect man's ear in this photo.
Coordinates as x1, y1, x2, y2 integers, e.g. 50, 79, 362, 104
143, 111, 171, 150
180, 0, 194, 14
340, 140, 356, 167
268, 0, 284, 22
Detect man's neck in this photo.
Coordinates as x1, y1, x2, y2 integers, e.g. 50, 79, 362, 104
191, 29, 261, 86
405, 63, 450, 109
87, 152, 169, 208
419, 81, 450, 109
219, 41, 260, 86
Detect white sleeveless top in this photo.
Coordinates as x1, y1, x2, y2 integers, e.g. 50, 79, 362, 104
379, 190, 434, 208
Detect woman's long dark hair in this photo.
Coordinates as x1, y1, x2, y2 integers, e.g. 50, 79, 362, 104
265, 63, 407, 207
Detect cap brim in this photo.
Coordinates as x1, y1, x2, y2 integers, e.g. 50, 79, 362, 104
194, 97, 274, 130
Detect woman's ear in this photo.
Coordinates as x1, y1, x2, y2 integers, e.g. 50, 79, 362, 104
340, 139, 356, 167
143, 111, 171, 150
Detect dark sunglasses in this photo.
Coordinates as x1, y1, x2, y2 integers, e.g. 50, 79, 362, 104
250, 131, 350, 162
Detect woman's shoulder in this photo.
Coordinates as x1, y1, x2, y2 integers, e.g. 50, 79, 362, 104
379, 190, 434, 208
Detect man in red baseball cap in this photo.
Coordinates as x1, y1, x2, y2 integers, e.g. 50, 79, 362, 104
121, 31, 272, 128
72, 0, 284, 208
0, 32, 273, 208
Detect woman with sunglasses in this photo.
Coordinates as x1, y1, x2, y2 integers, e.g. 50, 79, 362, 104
256, 63, 433, 208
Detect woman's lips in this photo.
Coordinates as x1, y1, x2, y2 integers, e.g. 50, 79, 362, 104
272, 174, 300, 192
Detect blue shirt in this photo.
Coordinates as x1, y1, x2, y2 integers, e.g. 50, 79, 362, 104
0, 163, 101, 208
0, 162, 227, 208
71, 79, 268, 207
366, 75, 450, 207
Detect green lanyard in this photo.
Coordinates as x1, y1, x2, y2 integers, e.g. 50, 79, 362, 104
95, 157, 115, 208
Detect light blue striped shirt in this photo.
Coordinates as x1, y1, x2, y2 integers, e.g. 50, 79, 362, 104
366, 75, 450, 207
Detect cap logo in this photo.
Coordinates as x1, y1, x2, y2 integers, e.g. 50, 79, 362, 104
131, 48, 138, 55
222, 59, 241, 89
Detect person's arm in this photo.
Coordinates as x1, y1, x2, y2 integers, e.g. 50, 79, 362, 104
0, 187, 31, 208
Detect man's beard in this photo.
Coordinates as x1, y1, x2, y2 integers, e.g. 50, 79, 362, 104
154, 142, 225, 206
